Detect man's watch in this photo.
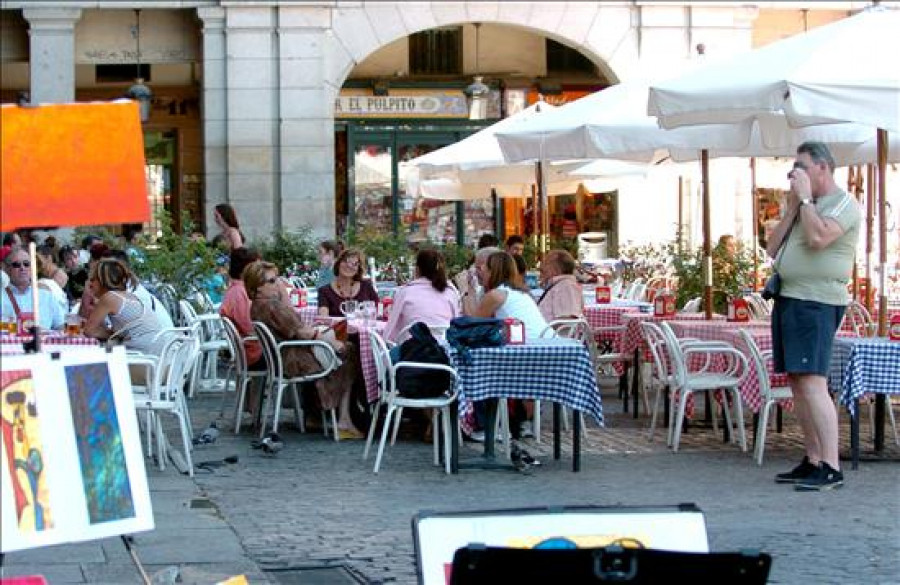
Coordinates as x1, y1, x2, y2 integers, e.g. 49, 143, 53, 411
800, 198, 813, 207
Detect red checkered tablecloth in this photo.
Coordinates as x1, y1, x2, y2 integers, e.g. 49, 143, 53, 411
295, 309, 386, 403
620, 312, 727, 357
1, 334, 100, 353
668, 320, 788, 413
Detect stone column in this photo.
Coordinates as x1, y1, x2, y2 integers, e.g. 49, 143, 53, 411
197, 6, 228, 234
22, 7, 81, 104
223, 6, 279, 240
278, 5, 335, 239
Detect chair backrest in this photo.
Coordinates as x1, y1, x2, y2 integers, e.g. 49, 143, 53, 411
640, 321, 675, 384
657, 321, 689, 387
682, 297, 702, 313
221, 316, 249, 373
179, 299, 225, 344
842, 300, 873, 337
368, 329, 394, 401
737, 329, 773, 399
179, 299, 199, 325
252, 321, 284, 381
744, 293, 771, 320
155, 283, 182, 325
397, 322, 449, 343
151, 332, 199, 402
539, 318, 591, 343
629, 282, 648, 302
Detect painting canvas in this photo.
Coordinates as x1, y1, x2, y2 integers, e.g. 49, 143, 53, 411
1, 369, 54, 533
0, 348, 153, 553
65, 362, 136, 525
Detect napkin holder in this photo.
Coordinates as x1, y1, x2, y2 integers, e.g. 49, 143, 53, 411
595, 285, 611, 304
653, 292, 676, 318
727, 298, 750, 322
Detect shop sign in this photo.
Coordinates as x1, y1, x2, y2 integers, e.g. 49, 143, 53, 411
336, 90, 469, 118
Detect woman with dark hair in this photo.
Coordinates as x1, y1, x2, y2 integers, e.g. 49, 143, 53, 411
214, 203, 245, 251
383, 249, 461, 343
245, 260, 363, 439
83, 258, 163, 355
471, 251, 547, 341
220, 247, 263, 368
315, 240, 340, 289
317, 248, 379, 317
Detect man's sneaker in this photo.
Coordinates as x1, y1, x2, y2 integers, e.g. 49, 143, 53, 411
519, 420, 535, 439
795, 462, 844, 491
774, 456, 818, 484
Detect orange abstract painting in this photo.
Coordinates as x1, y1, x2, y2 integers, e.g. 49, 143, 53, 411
0, 100, 149, 231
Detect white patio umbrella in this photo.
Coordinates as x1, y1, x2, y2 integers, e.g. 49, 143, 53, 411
648, 6, 899, 333
496, 81, 874, 317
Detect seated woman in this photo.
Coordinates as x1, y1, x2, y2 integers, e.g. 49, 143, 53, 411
469, 251, 548, 341
468, 251, 548, 439
35, 251, 69, 316
317, 248, 379, 317
219, 247, 263, 369
83, 258, 164, 356
383, 249, 460, 343
246, 260, 364, 439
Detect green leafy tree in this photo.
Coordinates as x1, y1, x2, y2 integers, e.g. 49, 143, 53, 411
250, 228, 318, 272
134, 210, 219, 299
670, 238, 756, 314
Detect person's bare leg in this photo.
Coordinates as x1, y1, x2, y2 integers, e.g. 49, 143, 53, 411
789, 374, 822, 464
793, 374, 839, 469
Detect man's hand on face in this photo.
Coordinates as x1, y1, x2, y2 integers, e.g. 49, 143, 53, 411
788, 167, 812, 208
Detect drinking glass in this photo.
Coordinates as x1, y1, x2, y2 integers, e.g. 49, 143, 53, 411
360, 301, 376, 326
65, 314, 82, 336
339, 300, 358, 319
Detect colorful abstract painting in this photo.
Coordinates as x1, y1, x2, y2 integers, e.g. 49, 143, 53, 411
0, 369, 53, 532
65, 363, 135, 524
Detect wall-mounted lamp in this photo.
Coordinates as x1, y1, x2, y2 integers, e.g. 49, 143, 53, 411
125, 9, 152, 123
372, 80, 390, 96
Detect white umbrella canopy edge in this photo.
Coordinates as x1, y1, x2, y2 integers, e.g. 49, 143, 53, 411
647, 7, 900, 133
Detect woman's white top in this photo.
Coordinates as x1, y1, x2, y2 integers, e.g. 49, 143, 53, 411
494, 285, 548, 341
38, 278, 68, 315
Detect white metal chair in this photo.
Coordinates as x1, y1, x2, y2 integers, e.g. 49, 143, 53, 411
252, 321, 341, 439
643, 321, 749, 452
179, 300, 230, 397
154, 283, 182, 325
681, 297, 703, 313
130, 331, 200, 476
221, 316, 268, 434
535, 319, 596, 441
363, 330, 460, 474
745, 293, 772, 319
841, 300, 875, 337
737, 330, 793, 465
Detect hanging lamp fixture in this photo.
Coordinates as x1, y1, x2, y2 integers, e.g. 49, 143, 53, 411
464, 23, 490, 120
126, 9, 152, 123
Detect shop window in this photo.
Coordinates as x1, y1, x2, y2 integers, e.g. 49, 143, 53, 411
409, 27, 462, 75
96, 64, 151, 83
546, 39, 595, 75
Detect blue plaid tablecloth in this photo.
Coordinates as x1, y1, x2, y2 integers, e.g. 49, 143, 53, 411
452, 338, 604, 430
831, 337, 900, 417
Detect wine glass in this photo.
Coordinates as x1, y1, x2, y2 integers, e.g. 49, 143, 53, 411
360, 300, 376, 326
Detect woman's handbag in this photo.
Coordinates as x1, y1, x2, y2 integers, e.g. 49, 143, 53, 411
761, 272, 781, 301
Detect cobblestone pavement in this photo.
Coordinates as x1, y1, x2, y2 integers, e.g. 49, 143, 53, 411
186, 383, 900, 585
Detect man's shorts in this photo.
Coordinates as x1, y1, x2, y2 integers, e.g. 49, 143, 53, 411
771, 296, 845, 376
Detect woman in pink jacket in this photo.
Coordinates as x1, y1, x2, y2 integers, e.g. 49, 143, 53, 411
383, 249, 461, 343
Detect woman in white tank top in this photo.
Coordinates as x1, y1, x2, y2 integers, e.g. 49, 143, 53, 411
468, 251, 548, 341
83, 258, 163, 355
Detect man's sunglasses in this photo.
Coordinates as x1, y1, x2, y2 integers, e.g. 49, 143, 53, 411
9, 261, 31, 269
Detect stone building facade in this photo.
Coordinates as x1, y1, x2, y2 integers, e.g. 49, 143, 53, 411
0, 1, 865, 243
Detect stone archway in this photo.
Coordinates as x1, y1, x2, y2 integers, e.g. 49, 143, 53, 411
325, 2, 632, 100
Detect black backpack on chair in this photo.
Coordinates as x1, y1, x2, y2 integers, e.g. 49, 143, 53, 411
395, 322, 452, 399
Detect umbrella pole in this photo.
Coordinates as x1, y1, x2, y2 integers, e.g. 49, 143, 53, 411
848, 166, 858, 301
750, 158, 758, 291
701, 150, 713, 320
876, 129, 888, 337
677, 176, 684, 252
866, 164, 875, 313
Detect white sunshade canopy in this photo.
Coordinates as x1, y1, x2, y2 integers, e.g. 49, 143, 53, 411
404, 101, 648, 200
496, 81, 879, 166
647, 7, 900, 134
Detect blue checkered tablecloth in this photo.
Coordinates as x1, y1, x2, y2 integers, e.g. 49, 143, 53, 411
831, 337, 900, 417
451, 338, 604, 429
